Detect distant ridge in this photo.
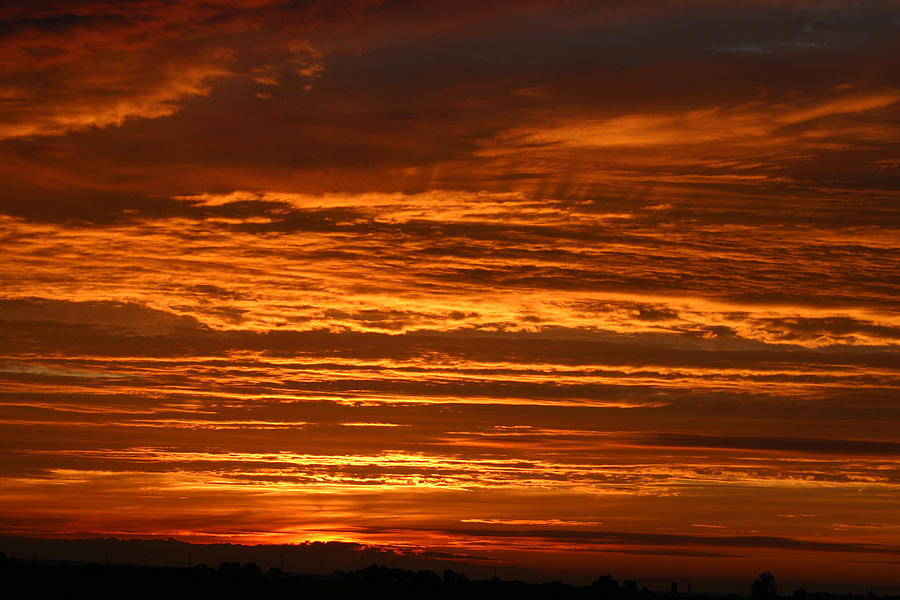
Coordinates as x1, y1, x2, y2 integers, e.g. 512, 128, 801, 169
0, 534, 535, 580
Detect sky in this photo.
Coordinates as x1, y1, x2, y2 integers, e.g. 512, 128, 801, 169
1, 0, 900, 591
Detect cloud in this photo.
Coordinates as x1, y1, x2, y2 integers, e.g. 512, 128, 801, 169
372, 526, 900, 556
748, 316, 900, 346
1, 0, 900, 586
0, 298, 206, 335
484, 90, 900, 184
0, 0, 366, 140
0, 535, 499, 576
0, 57, 232, 140
2, 0, 899, 200
0, 1, 243, 139
636, 433, 900, 457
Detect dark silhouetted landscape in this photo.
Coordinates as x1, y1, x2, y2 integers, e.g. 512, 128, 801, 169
3, 537, 899, 599
4, 549, 899, 600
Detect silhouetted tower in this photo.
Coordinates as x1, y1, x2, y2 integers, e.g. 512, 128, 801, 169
671, 582, 678, 595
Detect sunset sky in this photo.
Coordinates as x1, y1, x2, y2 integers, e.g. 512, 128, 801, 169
2, 0, 900, 590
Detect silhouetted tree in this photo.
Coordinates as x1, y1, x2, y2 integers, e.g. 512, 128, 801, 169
443, 568, 468, 585
267, 566, 283, 579
412, 569, 441, 588
241, 561, 262, 582
593, 574, 620, 599
751, 572, 776, 600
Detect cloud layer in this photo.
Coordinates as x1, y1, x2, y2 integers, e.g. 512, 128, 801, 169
1, 0, 899, 590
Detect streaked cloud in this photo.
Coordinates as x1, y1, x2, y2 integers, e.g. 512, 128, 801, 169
1, 0, 899, 590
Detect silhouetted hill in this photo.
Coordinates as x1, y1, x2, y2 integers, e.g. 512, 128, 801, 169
0, 534, 515, 579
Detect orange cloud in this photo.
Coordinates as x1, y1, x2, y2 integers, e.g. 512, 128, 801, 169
490, 90, 900, 154
2, 0, 900, 588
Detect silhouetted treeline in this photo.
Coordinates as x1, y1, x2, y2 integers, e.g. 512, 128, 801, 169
1, 552, 897, 600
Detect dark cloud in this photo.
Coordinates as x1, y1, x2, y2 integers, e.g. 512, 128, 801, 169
2, 0, 900, 211
391, 526, 900, 556
637, 433, 900, 457
750, 317, 900, 344
0, 535, 500, 577
0, 298, 205, 335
